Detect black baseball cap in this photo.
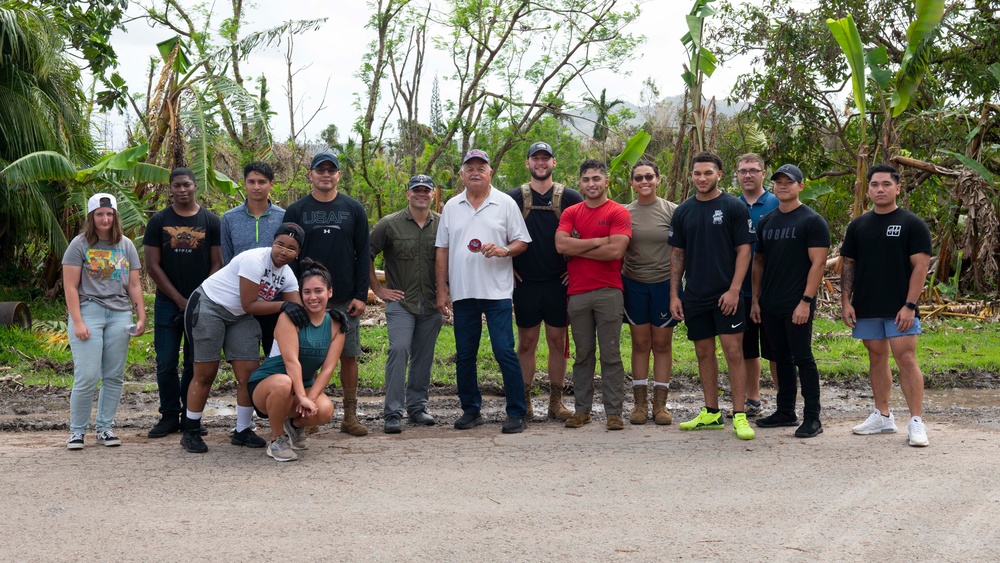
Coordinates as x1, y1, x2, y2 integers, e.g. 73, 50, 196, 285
310, 151, 340, 170
527, 142, 554, 158
771, 164, 804, 183
407, 174, 435, 190
274, 222, 306, 248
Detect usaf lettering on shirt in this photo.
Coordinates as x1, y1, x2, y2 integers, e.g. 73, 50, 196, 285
301, 210, 352, 227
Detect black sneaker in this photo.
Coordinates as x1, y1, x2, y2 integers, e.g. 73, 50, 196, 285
231, 427, 267, 448
180, 430, 208, 453
409, 410, 435, 426
755, 411, 799, 428
384, 413, 402, 434
794, 418, 823, 438
501, 416, 526, 434
453, 412, 485, 430
148, 415, 182, 438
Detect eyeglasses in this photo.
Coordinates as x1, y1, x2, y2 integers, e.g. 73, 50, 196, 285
273, 242, 299, 255
737, 169, 762, 176
632, 173, 657, 182
312, 167, 338, 176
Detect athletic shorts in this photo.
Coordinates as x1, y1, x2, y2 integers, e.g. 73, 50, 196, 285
512, 278, 568, 328
247, 379, 267, 418
852, 317, 922, 340
622, 276, 680, 328
742, 295, 773, 361
683, 300, 746, 341
329, 300, 361, 358
185, 288, 261, 363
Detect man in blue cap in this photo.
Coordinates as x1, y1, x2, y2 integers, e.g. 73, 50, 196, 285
283, 150, 371, 436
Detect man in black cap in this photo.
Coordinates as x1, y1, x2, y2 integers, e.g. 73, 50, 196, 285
283, 150, 372, 436
369, 175, 443, 433
749, 164, 830, 438
506, 142, 583, 421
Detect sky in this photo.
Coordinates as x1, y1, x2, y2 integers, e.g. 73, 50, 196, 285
96, 0, 780, 148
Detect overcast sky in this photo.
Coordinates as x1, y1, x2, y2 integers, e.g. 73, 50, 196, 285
97, 0, 803, 148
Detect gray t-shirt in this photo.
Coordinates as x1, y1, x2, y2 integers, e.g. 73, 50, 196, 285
623, 197, 676, 283
62, 234, 141, 311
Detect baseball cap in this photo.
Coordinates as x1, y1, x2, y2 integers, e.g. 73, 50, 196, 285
462, 149, 490, 165
310, 151, 340, 170
771, 164, 804, 183
527, 142, 554, 158
87, 193, 118, 214
274, 222, 306, 248
407, 174, 435, 190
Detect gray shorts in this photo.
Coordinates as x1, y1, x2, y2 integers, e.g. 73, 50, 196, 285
330, 300, 361, 358
186, 289, 262, 363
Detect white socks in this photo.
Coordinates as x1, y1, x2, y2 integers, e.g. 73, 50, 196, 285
186, 410, 202, 421
632, 380, 647, 387
236, 405, 254, 432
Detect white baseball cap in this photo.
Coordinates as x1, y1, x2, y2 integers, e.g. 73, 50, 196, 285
87, 193, 118, 214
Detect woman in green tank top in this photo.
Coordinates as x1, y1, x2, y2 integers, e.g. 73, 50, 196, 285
250, 258, 346, 461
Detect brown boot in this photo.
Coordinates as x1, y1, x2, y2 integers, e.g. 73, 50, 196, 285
629, 384, 648, 425
525, 387, 534, 420
547, 387, 572, 421
340, 388, 368, 436
652, 385, 672, 425
565, 411, 592, 428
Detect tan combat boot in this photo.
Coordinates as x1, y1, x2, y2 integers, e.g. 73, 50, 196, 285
652, 385, 672, 425
629, 384, 648, 425
340, 388, 369, 436
525, 387, 534, 420
547, 387, 572, 421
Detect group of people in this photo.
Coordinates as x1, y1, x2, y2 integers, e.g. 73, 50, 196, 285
61, 142, 933, 461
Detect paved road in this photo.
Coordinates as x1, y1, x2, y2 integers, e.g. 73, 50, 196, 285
2, 413, 998, 561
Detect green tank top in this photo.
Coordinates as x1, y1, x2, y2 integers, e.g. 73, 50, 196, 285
249, 313, 332, 387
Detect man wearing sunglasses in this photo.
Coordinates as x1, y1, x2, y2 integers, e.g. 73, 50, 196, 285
283, 151, 372, 437
369, 175, 443, 434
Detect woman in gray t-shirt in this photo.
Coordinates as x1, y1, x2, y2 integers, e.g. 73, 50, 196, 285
62, 193, 145, 450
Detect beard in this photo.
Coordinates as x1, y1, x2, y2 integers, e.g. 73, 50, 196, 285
530, 169, 552, 181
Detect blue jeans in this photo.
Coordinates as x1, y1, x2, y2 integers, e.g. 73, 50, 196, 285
154, 296, 193, 416
452, 299, 527, 418
68, 301, 131, 434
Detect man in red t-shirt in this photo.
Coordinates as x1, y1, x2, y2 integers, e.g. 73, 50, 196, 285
555, 159, 632, 430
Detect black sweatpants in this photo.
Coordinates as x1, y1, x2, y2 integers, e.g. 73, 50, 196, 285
760, 310, 821, 419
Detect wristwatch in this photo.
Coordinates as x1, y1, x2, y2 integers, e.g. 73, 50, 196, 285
904, 301, 918, 310
502, 246, 511, 257
801, 295, 814, 304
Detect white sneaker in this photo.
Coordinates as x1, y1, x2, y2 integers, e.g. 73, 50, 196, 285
852, 410, 897, 435
908, 416, 929, 447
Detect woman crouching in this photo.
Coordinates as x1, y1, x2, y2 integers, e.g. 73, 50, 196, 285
249, 258, 346, 461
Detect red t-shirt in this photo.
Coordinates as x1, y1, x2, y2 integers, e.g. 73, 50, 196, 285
556, 200, 632, 295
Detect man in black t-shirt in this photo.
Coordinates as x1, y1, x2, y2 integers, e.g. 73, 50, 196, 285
841, 164, 932, 447
283, 151, 371, 437
143, 168, 223, 438
506, 141, 584, 422
668, 152, 757, 440
749, 164, 830, 438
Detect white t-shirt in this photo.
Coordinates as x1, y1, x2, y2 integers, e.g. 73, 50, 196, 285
200, 247, 299, 316
435, 186, 531, 301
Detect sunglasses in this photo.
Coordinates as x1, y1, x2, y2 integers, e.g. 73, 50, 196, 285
632, 173, 657, 182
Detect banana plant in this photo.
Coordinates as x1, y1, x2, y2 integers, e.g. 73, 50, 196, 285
680, 0, 718, 153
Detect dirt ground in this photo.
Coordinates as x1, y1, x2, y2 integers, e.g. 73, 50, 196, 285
2, 382, 1000, 561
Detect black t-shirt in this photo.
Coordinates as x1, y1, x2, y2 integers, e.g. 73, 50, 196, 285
756, 205, 831, 315
283, 192, 371, 303
668, 192, 756, 311
142, 206, 221, 299
840, 207, 932, 318
506, 184, 584, 282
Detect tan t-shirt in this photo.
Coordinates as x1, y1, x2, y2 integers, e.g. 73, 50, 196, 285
623, 197, 677, 283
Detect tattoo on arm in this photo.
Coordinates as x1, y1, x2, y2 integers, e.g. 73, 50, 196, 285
841, 257, 855, 301
670, 248, 685, 288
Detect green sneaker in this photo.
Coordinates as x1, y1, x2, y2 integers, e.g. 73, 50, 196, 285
679, 407, 724, 431
732, 412, 755, 440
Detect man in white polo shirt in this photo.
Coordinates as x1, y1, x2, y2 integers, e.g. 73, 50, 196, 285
436, 149, 532, 434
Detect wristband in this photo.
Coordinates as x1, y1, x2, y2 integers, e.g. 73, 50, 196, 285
904, 301, 918, 311
801, 295, 814, 304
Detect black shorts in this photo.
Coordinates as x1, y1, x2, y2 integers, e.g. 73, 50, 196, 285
683, 300, 746, 341
742, 295, 773, 361
513, 278, 568, 329
247, 379, 267, 418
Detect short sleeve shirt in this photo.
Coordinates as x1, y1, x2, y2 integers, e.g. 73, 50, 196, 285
668, 192, 756, 311
370, 207, 440, 316
840, 207, 932, 318
506, 184, 584, 282
199, 247, 299, 316
142, 206, 221, 299
739, 190, 780, 295
756, 205, 831, 314
623, 197, 677, 283
62, 234, 141, 312
556, 199, 632, 295
435, 187, 531, 301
